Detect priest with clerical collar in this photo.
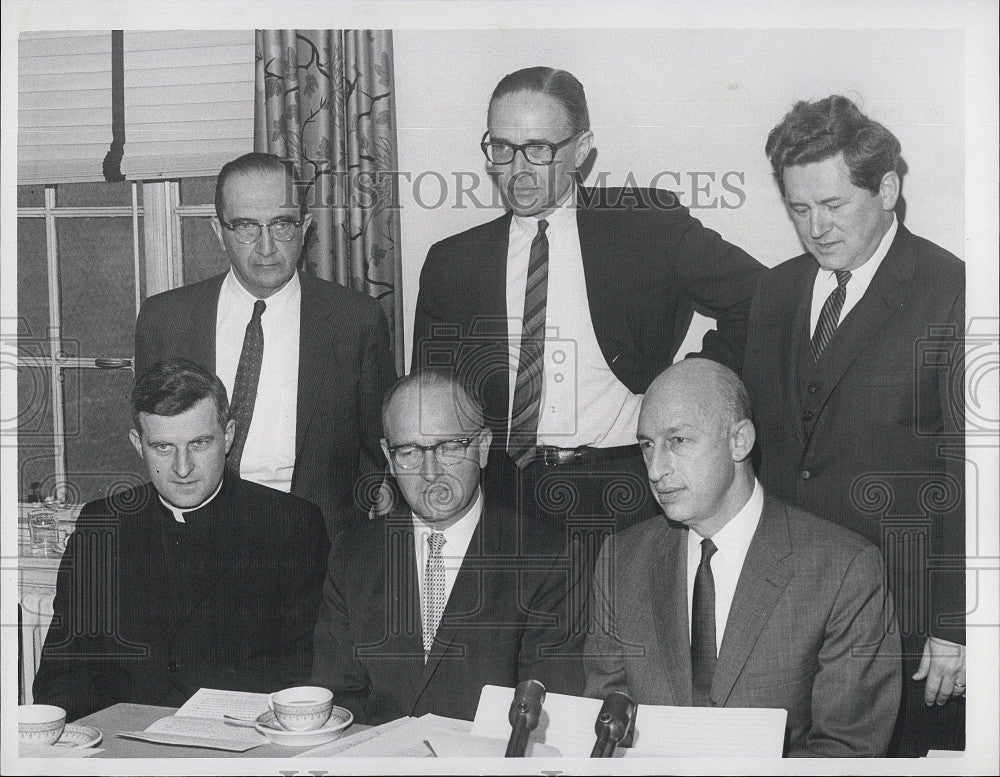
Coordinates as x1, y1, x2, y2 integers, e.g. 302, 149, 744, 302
33, 358, 328, 722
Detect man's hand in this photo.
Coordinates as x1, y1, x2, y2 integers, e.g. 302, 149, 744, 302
912, 636, 966, 705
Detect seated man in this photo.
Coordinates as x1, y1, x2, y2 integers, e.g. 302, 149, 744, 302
584, 359, 901, 757
33, 359, 328, 722
311, 368, 583, 723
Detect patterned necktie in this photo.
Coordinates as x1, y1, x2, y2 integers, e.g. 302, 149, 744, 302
508, 219, 549, 468
422, 531, 447, 659
691, 537, 718, 706
227, 299, 266, 471
811, 270, 851, 361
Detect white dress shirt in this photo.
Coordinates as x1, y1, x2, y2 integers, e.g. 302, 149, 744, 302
215, 270, 300, 492
686, 479, 765, 654
412, 489, 483, 620
809, 215, 897, 335
505, 194, 642, 448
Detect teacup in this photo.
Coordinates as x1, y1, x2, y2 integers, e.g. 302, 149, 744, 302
269, 686, 334, 731
19, 704, 66, 746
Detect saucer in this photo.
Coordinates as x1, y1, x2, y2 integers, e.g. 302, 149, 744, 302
54, 724, 102, 749
254, 708, 353, 747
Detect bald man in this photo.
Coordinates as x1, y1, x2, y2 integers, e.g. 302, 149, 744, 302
584, 359, 901, 757
311, 368, 583, 723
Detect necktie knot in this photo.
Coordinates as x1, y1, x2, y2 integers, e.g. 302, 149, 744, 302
252, 299, 267, 319
700, 537, 718, 564
428, 531, 446, 554
536, 218, 548, 236
834, 270, 851, 288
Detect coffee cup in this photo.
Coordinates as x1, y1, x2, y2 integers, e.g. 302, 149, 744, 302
269, 686, 334, 731
19, 704, 66, 746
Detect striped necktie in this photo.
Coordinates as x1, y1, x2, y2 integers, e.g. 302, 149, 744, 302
227, 299, 265, 471
508, 219, 549, 468
811, 270, 851, 360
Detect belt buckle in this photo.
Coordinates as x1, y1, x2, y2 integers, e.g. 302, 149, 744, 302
540, 446, 582, 466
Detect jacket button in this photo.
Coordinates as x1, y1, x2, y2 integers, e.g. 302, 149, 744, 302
808, 383, 820, 394
800, 470, 812, 480
167, 660, 178, 672
802, 410, 813, 420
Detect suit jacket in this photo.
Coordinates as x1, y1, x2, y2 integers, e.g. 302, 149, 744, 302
134, 271, 397, 536
412, 188, 764, 444
32, 473, 329, 723
310, 490, 585, 723
742, 224, 965, 647
584, 494, 901, 757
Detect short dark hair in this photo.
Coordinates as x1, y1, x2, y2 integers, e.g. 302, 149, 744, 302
765, 95, 901, 196
132, 358, 229, 434
214, 152, 304, 220
489, 66, 590, 134
381, 368, 485, 439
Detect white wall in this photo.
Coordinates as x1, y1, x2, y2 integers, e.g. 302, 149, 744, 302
393, 27, 965, 368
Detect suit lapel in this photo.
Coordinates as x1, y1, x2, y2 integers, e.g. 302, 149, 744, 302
784, 261, 817, 447
381, 516, 423, 711
295, 273, 335, 456
649, 521, 693, 706
711, 495, 794, 706
806, 227, 915, 424
480, 213, 513, 440
190, 274, 225, 370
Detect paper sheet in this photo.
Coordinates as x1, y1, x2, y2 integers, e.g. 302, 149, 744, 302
175, 687, 271, 720
471, 685, 787, 758
316, 713, 472, 757
118, 714, 268, 752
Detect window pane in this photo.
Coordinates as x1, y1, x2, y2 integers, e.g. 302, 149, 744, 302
57, 218, 138, 355
18, 184, 45, 208
179, 175, 217, 205
56, 180, 139, 207
182, 216, 229, 284
15, 363, 56, 502
63, 367, 146, 505
17, 218, 50, 342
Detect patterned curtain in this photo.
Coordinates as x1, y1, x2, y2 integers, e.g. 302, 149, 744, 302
254, 29, 404, 372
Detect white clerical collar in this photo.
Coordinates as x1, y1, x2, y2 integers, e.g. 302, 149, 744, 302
222, 267, 301, 312
159, 476, 224, 523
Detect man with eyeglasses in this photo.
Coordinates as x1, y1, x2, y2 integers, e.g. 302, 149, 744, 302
412, 67, 764, 560
311, 368, 584, 723
135, 152, 395, 540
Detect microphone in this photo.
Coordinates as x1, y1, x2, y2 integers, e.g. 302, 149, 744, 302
504, 679, 546, 758
590, 691, 637, 758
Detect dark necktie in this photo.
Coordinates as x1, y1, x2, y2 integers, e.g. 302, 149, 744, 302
691, 537, 718, 706
811, 270, 851, 360
508, 219, 549, 468
227, 299, 265, 471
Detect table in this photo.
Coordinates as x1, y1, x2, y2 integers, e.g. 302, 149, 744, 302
75, 703, 365, 758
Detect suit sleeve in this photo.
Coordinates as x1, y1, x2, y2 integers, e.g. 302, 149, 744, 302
275, 502, 330, 688
133, 298, 163, 382
582, 541, 631, 700
310, 546, 371, 720
410, 242, 447, 372
666, 207, 765, 373
791, 544, 902, 757
31, 508, 111, 722
357, 302, 397, 483
928, 286, 965, 645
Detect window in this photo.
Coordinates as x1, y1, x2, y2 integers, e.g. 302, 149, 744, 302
14, 177, 227, 505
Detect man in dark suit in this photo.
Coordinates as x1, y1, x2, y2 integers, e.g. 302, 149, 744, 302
33, 359, 328, 722
743, 96, 966, 756
135, 152, 396, 537
311, 369, 583, 724
585, 359, 901, 757
412, 66, 764, 545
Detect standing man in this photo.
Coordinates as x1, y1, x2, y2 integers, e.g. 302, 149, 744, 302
584, 360, 901, 757
744, 95, 965, 756
412, 66, 764, 544
34, 359, 328, 722
135, 152, 396, 537
311, 369, 583, 723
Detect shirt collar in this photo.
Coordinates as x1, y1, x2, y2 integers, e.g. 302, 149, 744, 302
158, 475, 224, 524
411, 487, 483, 548
510, 186, 578, 236
689, 478, 764, 557
222, 267, 301, 313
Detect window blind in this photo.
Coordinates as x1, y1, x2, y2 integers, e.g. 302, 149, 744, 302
18, 30, 255, 184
